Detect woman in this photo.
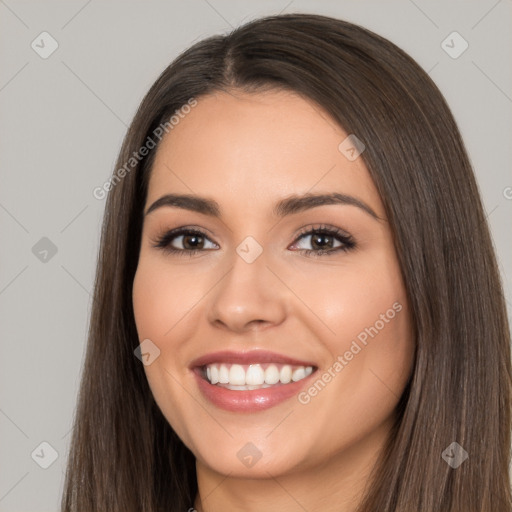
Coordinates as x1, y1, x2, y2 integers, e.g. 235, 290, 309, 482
61, 13, 512, 512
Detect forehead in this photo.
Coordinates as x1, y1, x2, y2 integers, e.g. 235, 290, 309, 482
146, 89, 384, 218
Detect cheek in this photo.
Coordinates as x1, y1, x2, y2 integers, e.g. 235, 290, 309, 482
291, 264, 413, 458
132, 256, 207, 339
294, 247, 414, 409
132, 258, 201, 445
288, 248, 409, 349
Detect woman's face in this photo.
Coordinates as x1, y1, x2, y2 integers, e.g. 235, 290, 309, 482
132, 89, 414, 479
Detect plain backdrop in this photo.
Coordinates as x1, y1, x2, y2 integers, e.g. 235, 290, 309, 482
0, 1, 511, 510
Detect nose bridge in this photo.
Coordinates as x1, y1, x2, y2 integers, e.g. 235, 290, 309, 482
207, 234, 287, 331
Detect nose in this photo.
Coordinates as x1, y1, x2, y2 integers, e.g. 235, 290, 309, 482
206, 245, 288, 333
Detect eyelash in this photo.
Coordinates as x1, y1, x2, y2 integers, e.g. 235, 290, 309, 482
151, 224, 356, 258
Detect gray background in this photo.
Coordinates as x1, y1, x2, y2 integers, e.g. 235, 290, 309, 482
1, 1, 511, 510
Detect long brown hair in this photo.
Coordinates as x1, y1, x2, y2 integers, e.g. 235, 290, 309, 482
61, 13, 512, 511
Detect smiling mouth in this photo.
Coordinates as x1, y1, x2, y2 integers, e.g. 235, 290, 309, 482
199, 362, 316, 390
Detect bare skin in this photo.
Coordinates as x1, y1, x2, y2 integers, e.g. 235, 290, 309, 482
132, 89, 415, 512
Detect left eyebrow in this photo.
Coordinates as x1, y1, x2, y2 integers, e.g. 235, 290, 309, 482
144, 192, 382, 221
273, 192, 381, 220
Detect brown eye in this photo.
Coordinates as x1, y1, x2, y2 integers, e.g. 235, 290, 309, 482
290, 226, 356, 257
310, 233, 335, 250
153, 228, 218, 256
181, 233, 205, 250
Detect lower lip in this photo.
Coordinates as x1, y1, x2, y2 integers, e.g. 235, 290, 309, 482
193, 370, 316, 412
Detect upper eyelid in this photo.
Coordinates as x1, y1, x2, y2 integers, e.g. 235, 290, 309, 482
153, 225, 353, 249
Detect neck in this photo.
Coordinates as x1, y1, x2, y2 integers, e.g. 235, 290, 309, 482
193, 415, 393, 512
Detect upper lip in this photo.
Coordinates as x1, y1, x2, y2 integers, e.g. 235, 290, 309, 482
189, 350, 317, 368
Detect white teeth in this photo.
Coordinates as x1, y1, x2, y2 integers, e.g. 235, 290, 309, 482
246, 364, 265, 386
292, 367, 306, 382
210, 365, 219, 384
203, 363, 314, 387
229, 364, 246, 385
218, 364, 229, 384
264, 364, 280, 385
279, 365, 292, 384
